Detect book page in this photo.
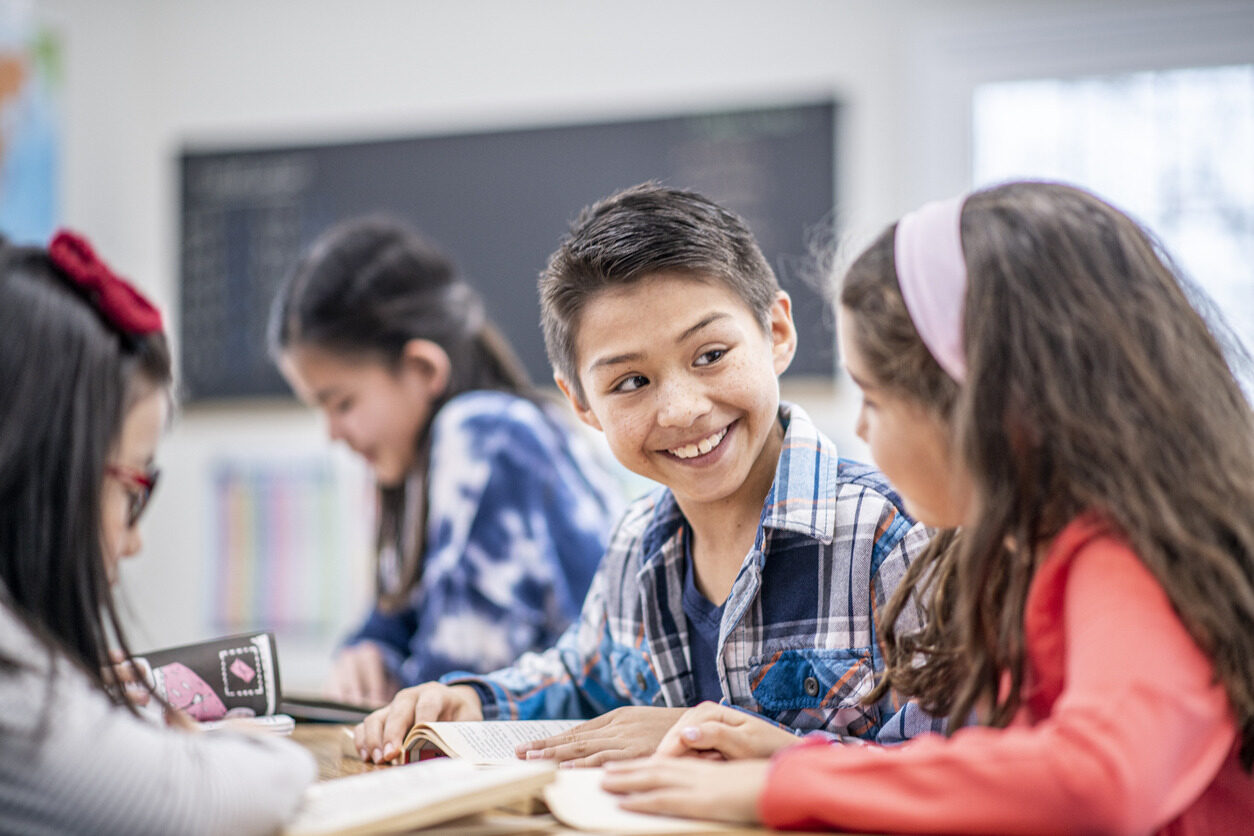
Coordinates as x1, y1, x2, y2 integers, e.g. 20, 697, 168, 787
410, 720, 581, 763
544, 768, 735, 834
284, 759, 555, 836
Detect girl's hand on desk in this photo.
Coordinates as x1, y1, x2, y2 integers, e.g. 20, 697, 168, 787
602, 757, 770, 824
353, 682, 483, 764
655, 701, 802, 760
515, 706, 689, 767
326, 642, 398, 707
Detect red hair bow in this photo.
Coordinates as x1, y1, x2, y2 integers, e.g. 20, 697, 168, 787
48, 229, 164, 336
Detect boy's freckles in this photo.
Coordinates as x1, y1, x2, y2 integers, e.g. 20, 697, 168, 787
567, 272, 795, 511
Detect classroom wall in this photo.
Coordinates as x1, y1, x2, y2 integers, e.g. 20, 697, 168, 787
35, 0, 1254, 689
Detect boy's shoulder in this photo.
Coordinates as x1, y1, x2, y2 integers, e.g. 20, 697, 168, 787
772, 403, 912, 522
832, 456, 910, 515
607, 485, 672, 543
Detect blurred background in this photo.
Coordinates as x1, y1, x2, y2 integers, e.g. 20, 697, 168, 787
5, 0, 1252, 689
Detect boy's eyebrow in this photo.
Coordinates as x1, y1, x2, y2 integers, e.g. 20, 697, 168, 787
678, 312, 730, 342
588, 312, 732, 372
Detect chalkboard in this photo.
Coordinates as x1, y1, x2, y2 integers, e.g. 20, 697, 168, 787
179, 101, 837, 401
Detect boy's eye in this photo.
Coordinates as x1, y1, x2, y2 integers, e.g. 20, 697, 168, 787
613, 375, 649, 393
695, 348, 726, 366
334, 397, 355, 414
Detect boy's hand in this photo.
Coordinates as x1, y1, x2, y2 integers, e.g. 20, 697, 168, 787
515, 706, 688, 767
655, 701, 802, 760
602, 757, 770, 824
353, 682, 483, 764
325, 642, 398, 707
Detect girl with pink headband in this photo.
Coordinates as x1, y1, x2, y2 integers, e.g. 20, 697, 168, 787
602, 181, 1254, 833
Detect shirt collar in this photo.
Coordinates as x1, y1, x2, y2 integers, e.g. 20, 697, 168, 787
639, 401, 841, 558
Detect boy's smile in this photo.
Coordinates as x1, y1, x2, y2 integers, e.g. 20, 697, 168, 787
559, 273, 796, 516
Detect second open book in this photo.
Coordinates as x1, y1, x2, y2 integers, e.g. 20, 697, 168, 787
400, 719, 581, 764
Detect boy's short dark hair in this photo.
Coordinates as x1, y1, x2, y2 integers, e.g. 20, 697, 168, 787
539, 182, 779, 402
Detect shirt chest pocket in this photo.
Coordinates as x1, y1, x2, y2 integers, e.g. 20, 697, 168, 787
749, 647, 876, 715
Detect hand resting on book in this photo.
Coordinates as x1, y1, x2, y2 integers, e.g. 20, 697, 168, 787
354, 681, 483, 764
654, 701, 803, 760
601, 757, 771, 825
515, 706, 689, 767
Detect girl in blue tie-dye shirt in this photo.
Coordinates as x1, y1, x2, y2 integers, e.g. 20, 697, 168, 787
270, 217, 623, 705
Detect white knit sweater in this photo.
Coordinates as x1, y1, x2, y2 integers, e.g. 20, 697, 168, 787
0, 603, 315, 835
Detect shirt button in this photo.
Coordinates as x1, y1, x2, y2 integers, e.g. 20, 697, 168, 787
636, 673, 648, 691
803, 675, 820, 697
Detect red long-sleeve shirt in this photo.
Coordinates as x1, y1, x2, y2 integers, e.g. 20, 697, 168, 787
761, 517, 1254, 835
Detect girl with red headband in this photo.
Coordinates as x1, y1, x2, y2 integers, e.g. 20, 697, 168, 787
0, 232, 314, 833
603, 181, 1254, 834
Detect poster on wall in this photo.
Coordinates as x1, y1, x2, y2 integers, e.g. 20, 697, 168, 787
0, 4, 58, 244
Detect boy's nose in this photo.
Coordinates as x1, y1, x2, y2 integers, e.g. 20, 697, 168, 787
655, 383, 711, 427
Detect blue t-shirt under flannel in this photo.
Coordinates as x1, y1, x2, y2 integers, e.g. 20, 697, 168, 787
681, 526, 726, 704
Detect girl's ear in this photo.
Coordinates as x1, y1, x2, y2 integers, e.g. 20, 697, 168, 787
768, 291, 798, 375
400, 339, 452, 400
555, 373, 603, 432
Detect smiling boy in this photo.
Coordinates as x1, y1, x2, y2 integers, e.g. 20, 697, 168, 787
355, 183, 937, 765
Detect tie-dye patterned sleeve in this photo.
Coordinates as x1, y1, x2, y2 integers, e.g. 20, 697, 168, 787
348, 391, 620, 687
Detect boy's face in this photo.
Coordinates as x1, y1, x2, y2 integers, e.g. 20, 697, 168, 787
559, 273, 796, 512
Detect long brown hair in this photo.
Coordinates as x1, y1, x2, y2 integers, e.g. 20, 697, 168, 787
845, 181, 1254, 768
269, 217, 534, 610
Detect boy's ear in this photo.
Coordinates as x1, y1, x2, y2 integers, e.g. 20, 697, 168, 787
769, 291, 798, 376
554, 373, 603, 432
400, 338, 452, 399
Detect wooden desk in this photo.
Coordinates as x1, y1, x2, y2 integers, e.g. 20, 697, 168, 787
293, 723, 378, 780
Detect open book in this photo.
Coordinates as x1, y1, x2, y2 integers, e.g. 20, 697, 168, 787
545, 768, 735, 834
283, 758, 556, 836
401, 720, 581, 764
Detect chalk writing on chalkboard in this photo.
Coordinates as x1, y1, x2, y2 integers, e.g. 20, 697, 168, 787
179, 101, 837, 401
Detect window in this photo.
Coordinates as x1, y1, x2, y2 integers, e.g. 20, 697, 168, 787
973, 65, 1254, 362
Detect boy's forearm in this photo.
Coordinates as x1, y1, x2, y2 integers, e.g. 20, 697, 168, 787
440, 636, 634, 720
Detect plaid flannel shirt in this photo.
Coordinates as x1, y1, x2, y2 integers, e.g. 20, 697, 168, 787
443, 402, 940, 743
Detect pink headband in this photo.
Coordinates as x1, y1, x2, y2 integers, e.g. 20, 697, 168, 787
893, 195, 968, 382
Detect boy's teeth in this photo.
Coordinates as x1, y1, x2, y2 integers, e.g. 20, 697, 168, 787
669, 427, 727, 459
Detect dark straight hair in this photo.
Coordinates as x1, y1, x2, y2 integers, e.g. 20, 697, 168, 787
0, 238, 172, 702
268, 216, 534, 609
539, 182, 779, 403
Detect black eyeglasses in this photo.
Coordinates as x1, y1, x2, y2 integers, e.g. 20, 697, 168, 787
106, 463, 161, 527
